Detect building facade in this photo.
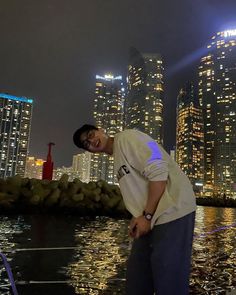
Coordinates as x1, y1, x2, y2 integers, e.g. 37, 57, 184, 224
53, 166, 79, 181
176, 83, 204, 195
90, 74, 124, 184
198, 29, 236, 197
125, 47, 164, 144
25, 157, 44, 179
72, 152, 91, 183
0, 93, 33, 178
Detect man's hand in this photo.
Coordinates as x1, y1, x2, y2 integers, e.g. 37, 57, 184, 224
129, 216, 151, 239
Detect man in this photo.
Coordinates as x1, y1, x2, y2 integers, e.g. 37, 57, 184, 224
73, 124, 196, 295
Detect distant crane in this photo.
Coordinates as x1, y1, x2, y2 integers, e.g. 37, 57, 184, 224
42, 142, 55, 180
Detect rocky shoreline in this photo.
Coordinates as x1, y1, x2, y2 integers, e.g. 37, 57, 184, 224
0, 175, 129, 217
0, 175, 235, 215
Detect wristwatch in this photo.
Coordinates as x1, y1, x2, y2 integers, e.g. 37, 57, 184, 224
143, 210, 153, 221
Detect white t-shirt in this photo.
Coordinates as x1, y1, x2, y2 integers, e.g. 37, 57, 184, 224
113, 129, 196, 227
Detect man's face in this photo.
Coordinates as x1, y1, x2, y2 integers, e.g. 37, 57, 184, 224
80, 128, 109, 153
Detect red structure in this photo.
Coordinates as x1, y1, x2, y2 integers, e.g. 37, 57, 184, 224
42, 142, 55, 180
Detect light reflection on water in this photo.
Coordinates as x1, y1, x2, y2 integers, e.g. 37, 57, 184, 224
0, 207, 236, 294
66, 219, 130, 294
191, 207, 236, 294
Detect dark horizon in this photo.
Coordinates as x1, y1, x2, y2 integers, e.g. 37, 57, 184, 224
0, 0, 236, 167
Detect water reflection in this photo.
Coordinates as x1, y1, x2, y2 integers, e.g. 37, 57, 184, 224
0, 207, 236, 294
0, 215, 30, 292
191, 207, 236, 294
66, 217, 130, 294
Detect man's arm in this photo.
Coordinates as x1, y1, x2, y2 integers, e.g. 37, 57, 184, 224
145, 180, 167, 215
129, 180, 167, 239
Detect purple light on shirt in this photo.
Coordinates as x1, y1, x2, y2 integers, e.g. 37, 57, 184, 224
147, 141, 162, 163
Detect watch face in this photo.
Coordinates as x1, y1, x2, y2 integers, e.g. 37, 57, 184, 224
145, 213, 152, 221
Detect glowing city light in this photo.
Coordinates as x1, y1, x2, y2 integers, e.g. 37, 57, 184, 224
104, 74, 114, 79
195, 182, 203, 186
36, 159, 44, 166
223, 29, 236, 38
96, 75, 122, 81
0, 93, 33, 103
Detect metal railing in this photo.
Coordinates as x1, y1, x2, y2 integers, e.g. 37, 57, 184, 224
0, 252, 18, 295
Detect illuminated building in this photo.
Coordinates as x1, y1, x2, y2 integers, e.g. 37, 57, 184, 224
0, 93, 33, 178
198, 29, 236, 197
72, 152, 91, 183
53, 166, 80, 181
176, 83, 204, 195
126, 47, 164, 144
91, 74, 124, 184
170, 149, 176, 161
24, 157, 44, 179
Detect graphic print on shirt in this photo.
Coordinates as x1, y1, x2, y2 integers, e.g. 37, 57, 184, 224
117, 165, 130, 181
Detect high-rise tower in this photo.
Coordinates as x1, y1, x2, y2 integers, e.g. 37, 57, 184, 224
0, 93, 33, 178
176, 83, 204, 195
198, 29, 236, 197
91, 74, 124, 184
126, 47, 164, 144
72, 152, 91, 183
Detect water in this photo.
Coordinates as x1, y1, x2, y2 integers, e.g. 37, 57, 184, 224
0, 206, 236, 294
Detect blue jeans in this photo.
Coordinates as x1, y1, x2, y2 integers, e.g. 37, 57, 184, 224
126, 211, 195, 295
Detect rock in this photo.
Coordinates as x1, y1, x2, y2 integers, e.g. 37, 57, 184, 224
44, 189, 61, 206
6, 175, 22, 187
107, 195, 121, 208
67, 182, 82, 197
116, 199, 126, 212
0, 199, 14, 208
41, 179, 50, 186
32, 183, 50, 202
48, 180, 59, 190
20, 187, 33, 199
72, 193, 84, 202
29, 194, 41, 205
58, 174, 69, 190
81, 187, 101, 202
73, 178, 83, 185
100, 193, 110, 207
86, 182, 97, 190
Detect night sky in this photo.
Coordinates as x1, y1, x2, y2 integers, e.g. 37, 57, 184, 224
0, 0, 236, 167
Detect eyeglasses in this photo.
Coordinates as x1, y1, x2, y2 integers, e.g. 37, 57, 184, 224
81, 129, 95, 150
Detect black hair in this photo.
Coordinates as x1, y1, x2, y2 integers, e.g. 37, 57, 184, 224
73, 124, 98, 149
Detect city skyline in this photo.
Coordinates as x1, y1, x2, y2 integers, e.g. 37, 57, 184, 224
0, 1, 236, 167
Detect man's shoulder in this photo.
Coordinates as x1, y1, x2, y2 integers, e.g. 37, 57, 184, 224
114, 130, 141, 151
115, 129, 139, 140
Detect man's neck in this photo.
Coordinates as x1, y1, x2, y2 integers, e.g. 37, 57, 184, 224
104, 137, 114, 155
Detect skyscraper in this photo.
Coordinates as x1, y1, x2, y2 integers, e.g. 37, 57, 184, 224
176, 83, 204, 195
126, 47, 164, 144
91, 74, 124, 184
0, 93, 33, 178
198, 29, 236, 197
72, 152, 91, 183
